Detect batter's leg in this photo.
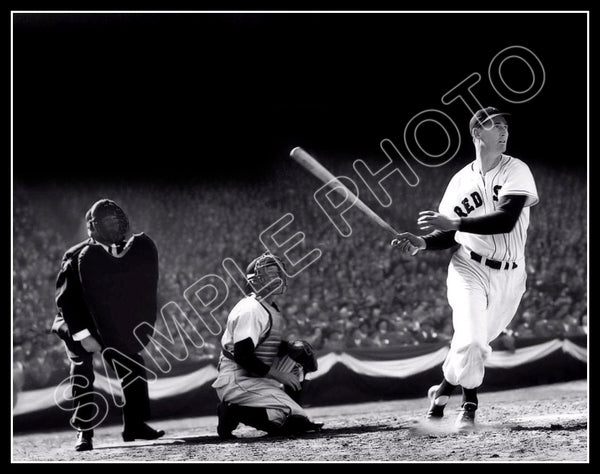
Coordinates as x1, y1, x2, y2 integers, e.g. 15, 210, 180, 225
486, 267, 527, 343
443, 254, 490, 390
427, 378, 459, 419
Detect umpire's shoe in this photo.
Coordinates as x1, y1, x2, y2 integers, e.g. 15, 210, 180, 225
455, 402, 477, 431
75, 430, 93, 451
122, 422, 165, 442
426, 385, 447, 419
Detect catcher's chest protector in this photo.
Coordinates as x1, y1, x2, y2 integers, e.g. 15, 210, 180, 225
79, 233, 158, 354
254, 301, 283, 366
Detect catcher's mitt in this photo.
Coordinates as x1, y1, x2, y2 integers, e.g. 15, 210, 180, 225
281, 340, 318, 373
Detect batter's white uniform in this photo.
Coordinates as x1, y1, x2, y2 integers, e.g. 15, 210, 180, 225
438, 154, 539, 389
211, 294, 307, 426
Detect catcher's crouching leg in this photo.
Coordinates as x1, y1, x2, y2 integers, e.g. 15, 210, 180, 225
218, 403, 289, 439
217, 402, 240, 440
269, 350, 323, 435
223, 398, 323, 437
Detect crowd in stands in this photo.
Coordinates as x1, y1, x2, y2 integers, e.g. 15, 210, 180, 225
13, 157, 587, 389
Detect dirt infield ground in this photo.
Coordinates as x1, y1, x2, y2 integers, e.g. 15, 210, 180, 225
13, 380, 587, 462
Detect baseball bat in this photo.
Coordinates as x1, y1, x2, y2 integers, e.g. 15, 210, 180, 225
290, 146, 401, 236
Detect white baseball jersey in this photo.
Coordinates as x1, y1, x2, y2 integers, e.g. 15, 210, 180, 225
220, 295, 276, 351
439, 154, 539, 261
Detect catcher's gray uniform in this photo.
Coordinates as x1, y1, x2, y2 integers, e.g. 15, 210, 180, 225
212, 294, 307, 426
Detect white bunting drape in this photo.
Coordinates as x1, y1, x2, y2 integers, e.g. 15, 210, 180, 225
13, 339, 586, 416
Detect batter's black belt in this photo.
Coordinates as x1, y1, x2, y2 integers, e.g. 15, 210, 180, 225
470, 251, 518, 270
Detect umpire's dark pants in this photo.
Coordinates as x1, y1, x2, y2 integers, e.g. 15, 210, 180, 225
64, 337, 151, 433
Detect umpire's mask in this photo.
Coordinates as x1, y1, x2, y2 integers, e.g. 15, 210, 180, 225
85, 199, 130, 245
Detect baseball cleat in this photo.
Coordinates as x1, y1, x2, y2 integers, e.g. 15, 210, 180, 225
426, 385, 448, 419
75, 430, 93, 451
454, 402, 477, 431
271, 415, 324, 436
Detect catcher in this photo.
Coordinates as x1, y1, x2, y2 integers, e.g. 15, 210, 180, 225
212, 252, 322, 439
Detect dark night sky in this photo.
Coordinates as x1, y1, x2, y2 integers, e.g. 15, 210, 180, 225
12, 12, 587, 181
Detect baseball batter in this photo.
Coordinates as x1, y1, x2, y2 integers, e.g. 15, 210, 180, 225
212, 252, 322, 439
392, 107, 539, 430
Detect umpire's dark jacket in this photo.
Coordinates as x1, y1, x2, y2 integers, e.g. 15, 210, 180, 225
52, 239, 101, 343
51, 233, 158, 353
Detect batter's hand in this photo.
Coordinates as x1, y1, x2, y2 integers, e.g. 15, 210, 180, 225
417, 211, 461, 231
80, 335, 102, 353
267, 367, 301, 391
391, 232, 426, 255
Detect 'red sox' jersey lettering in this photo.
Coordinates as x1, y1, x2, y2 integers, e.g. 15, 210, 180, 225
439, 155, 539, 261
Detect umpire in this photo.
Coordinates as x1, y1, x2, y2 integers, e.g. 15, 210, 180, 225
51, 199, 164, 451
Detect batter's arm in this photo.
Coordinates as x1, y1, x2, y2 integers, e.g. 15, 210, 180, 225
418, 195, 527, 235
457, 195, 527, 234
422, 230, 458, 250
391, 232, 425, 254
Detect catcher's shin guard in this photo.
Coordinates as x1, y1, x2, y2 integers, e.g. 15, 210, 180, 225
236, 406, 281, 434
217, 402, 240, 439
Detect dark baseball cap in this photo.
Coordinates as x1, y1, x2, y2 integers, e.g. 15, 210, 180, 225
469, 107, 510, 133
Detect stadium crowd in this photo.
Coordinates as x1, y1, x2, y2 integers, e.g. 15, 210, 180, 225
13, 158, 586, 389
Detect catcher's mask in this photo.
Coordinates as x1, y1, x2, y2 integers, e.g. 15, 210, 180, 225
85, 199, 130, 245
246, 252, 287, 296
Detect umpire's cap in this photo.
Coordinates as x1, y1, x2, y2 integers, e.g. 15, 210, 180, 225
86, 199, 127, 223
